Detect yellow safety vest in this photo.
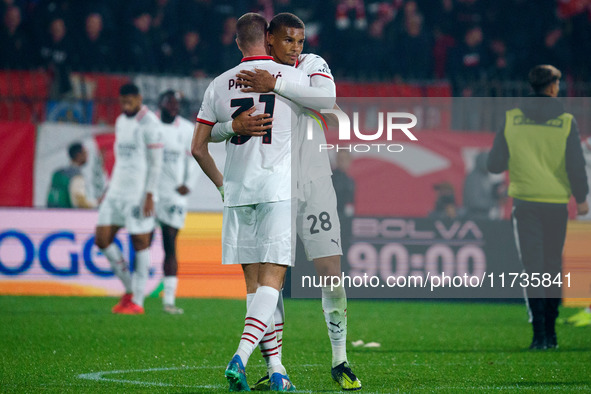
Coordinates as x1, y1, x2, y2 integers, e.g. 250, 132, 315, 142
504, 108, 572, 203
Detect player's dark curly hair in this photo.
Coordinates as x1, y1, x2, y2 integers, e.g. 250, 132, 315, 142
158, 89, 176, 107
68, 142, 83, 160
268, 13, 305, 34
119, 83, 140, 96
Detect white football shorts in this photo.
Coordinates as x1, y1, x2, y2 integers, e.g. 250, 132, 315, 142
297, 176, 342, 260
97, 196, 156, 235
222, 199, 295, 266
155, 197, 187, 229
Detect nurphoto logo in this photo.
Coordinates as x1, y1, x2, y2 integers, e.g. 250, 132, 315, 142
307, 109, 418, 152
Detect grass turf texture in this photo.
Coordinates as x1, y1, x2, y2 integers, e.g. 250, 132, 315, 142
1, 297, 590, 393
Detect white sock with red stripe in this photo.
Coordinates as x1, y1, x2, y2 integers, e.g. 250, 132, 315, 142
322, 285, 348, 367
274, 290, 285, 360
101, 243, 132, 293
235, 286, 279, 367
246, 293, 285, 375
131, 249, 150, 307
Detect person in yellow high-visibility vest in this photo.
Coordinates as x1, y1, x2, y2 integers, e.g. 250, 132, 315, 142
488, 64, 589, 350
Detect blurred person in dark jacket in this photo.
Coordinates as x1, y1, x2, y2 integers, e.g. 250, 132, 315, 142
488, 64, 588, 350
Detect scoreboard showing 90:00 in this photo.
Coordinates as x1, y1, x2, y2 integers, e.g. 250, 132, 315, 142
343, 217, 522, 298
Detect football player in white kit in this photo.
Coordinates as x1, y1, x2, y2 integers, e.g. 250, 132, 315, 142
191, 13, 308, 392
94, 83, 163, 315
153, 90, 197, 314
211, 13, 361, 391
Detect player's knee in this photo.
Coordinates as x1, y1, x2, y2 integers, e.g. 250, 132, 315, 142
94, 234, 110, 249
131, 237, 150, 251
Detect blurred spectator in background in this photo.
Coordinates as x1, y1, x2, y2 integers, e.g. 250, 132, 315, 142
487, 37, 513, 83
429, 182, 460, 220
167, 30, 207, 77
152, 0, 179, 71
47, 141, 96, 209
332, 150, 356, 258
449, 0, 483, 39
76, 12, 114, 72
391, 12, 432, 80
447, 24, 488, 97
216, 16, 241, 72
333, 0, 367, 77
364, 1, 396, 78
39, 16, 75, 96
536, 24, 571, 76
0, 5, 32, 68
125, 9, 157, 72
462, 151, 502, 219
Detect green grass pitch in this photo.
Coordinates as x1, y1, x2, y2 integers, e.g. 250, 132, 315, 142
1, 296, 590, 393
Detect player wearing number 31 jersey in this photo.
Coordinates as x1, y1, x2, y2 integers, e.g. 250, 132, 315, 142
197, 57, 306, 207
191, 13, 308, 392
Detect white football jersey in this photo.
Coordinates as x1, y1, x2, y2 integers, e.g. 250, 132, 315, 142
297, 53, 335, 183
107, 106, 162, 201
197, 56, 309, 206
157, 115, 197, 205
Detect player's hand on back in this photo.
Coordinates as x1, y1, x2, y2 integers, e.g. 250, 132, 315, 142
237, 69, 276, 93
232, 106, 273, 136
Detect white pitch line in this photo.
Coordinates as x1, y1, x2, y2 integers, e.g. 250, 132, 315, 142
76, 364, 325, 389
77, 365, 224, 389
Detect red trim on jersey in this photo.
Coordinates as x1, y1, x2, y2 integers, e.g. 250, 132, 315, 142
241, 56, 274, 62
295, 59, 299, 68
136, 106, 148, 121
174, 117, 180, 127
310, 72, 333, 80
196, 117, 215, 126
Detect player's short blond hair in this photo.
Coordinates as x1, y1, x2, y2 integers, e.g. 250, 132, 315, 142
236, 13, 267, 50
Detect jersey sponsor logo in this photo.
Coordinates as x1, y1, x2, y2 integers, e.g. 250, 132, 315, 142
163, 150, 181, 163
117, 143, 138, 158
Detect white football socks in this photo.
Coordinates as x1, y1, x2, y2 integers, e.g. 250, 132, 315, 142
101, 243, 132, 293
274, 290, 285, 360
163, 276, 178, 306
322, 285, 348, 367
131, 249, 150, 307
248, 292, 285, 376
235, 286, 279, 368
